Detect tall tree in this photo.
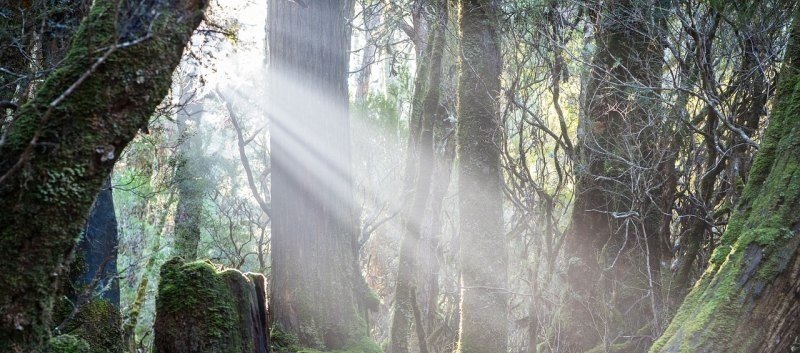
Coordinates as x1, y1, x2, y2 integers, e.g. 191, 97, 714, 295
455, 0, 508, 352
267, 0, 378, 351
389, 1, 448, 352
561, 0, 667, 350
173, 87, 205, 260
650, 8, 800, 352
0, 0, 206, 350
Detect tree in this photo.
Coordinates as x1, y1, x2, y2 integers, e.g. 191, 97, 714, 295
650, 9, 800, 352
389, 1, 448, 352
267, 0, 378, 351
0, 0, 207, 350
561, 0, 667, 350
455, 0, 508, 352
173, 85, 206, 261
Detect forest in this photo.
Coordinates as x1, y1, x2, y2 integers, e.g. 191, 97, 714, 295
0, 0, 799, 352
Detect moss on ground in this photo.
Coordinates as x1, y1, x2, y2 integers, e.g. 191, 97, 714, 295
271, 326, 380, 353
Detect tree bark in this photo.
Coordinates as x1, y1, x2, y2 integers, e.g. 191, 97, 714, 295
562, 1, 667, 350
454, 1, 508, 352
0, 0, 206, 350
267, 1, 378, 351
650, 11, 800, 353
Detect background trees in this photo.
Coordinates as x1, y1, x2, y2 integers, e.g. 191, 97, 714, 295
2, 0, 799, 352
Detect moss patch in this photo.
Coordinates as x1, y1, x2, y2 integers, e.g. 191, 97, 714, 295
47, 335, 91, 353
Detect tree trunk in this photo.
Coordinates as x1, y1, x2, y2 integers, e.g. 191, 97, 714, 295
173, 94, 205, 260
124, 192, 176, 352
389, 2, 447, 352
0, 0, 206, 350
562, 1, 666, 350
650, 12, 800, 353
455, 0, 508, 352
267, 1, 378, 351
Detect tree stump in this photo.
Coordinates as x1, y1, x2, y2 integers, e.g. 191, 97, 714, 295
154, 258, 270, 353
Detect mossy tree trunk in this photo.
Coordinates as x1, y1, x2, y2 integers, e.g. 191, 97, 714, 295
0, 0, 206, 350
650, 11, 800, 353
389, 1, 448, 352
454, 0, 508, 352
267, 1, 378, 351
562, 0, 667, 350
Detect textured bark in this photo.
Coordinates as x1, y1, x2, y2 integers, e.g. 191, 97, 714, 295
650, 13, 800, 353
267, 1, 377, 351
0, 0, 206, 350
562, 1, 666, 351
389, 2, 447, 352
454, 1, 508, 352
154, 259, 270, 353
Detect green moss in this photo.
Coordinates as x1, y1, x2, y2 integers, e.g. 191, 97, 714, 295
48, 335, 91, 353
156, 258, 238, 346
0, 0, 206, 350
297, 336, 381, 353
271, 327, 302, 352
52, 297, 122, 353
154, 258, 273, 353
73, 299, 122, 353
271, 324, 379, 353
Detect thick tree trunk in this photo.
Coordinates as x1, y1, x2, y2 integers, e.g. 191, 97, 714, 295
562, 1, 666, 350
267, 1, 378, 351
650, 13, 800, 353
0, 0, 206, 350
454, 1, 508, 352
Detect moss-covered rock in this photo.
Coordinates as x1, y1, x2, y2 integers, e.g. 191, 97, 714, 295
153, 258, 270, 353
